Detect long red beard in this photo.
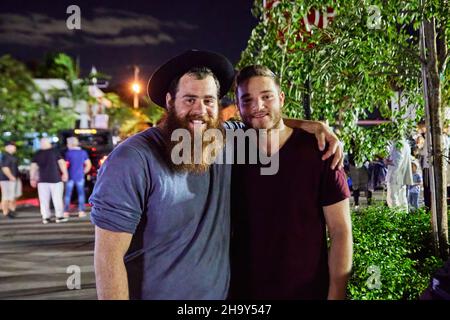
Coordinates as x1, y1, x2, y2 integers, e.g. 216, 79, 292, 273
162, 109, 224, 174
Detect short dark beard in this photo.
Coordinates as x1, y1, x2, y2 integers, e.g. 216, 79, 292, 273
242, 109, 282, 132
161, 105, 224, 174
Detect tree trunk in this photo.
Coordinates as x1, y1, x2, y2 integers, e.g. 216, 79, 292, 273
423, 18, 449, 260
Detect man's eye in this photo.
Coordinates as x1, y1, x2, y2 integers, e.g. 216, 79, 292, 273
263, 95, 273, 100
204, 99, 214, 105
185, 98, 195, 104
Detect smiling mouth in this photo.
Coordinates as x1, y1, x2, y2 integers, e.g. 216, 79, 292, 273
252, 113, 268, 119
190, 119, 205, 125
189, 119, 207, 129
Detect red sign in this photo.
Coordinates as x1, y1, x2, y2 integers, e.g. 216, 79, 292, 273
264, 3, 335, 50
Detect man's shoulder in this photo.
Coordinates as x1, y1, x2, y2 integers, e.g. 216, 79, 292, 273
223, 120, 246, 130
289, 128, 321, 152
284, 128, 328, 168
121, 127, 162, 148
70, 149, 88, 157
1, 153, 12, 164
111, 128, 164, 160
33, 150, 43, 157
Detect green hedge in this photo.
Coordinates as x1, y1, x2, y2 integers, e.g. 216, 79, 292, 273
348, 205, 444, 300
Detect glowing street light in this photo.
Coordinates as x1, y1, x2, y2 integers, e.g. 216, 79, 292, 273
131, 65, 141, 108
132, 83, 141, 94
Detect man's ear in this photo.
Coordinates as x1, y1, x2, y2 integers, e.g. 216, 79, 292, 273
166, 92, 173, 110
279, 91, 285, 108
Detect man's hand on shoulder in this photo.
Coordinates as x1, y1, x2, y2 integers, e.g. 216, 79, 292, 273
284, 118, 344, 170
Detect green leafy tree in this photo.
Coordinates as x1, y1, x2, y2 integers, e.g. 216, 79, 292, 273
240, 0, 449, 258
0, 55, 75, 160
105, 93, 164, 138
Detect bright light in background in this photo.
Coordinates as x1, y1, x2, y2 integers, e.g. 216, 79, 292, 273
132, 83, 141, 94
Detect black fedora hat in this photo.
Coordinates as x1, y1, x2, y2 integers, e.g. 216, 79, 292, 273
147, 50, 235, 108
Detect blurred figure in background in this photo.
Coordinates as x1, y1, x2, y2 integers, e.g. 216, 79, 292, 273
219, 96, 239, 121
347, 153, 370, 210
416, 122, 431, 210
64, 137, 91, 218
368, 156, 387, 197
385, 139, 413, 209
30, 138, 68, 224
0, 142, 22, 218
408, 161, 423, 211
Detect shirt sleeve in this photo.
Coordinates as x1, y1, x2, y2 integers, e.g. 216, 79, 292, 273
1, 155, 10, 168
89, 144, 149, 234
55, 149, 63, 160
320, 157, 351, 207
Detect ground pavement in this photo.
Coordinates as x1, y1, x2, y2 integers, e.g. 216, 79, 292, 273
0, 206, 96, 299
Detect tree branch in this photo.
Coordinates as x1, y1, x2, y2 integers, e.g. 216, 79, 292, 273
400, 43, 427, 65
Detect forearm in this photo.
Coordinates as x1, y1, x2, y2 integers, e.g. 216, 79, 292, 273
283, 118, 321, 133
1, 167, 15, 180
94, 252, 130, 300
328, 230, 353, 300
30, 166, 38, 181
58, 161, 68, 176
84, 162, 92, 175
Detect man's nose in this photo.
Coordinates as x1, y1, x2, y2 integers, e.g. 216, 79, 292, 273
192, 100, 207, 115
252, 98, 265, 112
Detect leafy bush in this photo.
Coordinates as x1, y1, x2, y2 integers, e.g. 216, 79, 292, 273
348, 205, 444, 300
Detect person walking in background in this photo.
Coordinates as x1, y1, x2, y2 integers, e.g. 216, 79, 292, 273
417, 122, 431, 210
30, 138, 69, 224
0, 142, 22, 218
348, 157, 370, 210
386, 139, 413, 209
408, 161, 423, 211
367, 156, 387, 201
64, 137, 91, 218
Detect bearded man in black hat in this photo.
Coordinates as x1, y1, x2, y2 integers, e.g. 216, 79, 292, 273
90, 50, 343, 300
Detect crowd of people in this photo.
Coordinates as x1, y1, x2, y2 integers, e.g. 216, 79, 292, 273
0, 137, 91, 224
343, 121, 450, 212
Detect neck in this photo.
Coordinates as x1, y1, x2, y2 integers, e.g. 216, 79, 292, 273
259, 119, 293, 155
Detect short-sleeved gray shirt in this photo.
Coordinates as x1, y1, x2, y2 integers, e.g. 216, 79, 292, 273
90, 127, 231, 300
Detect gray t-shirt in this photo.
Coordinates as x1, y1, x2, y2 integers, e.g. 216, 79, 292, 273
90, 127, 231, 300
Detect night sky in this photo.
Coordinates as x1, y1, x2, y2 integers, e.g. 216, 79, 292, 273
0, 0, 258, 88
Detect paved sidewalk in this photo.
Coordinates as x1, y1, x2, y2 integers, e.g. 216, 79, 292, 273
0, 206, 96, 300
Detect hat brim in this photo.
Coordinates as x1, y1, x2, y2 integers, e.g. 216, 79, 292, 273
147, 50, 235, 108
